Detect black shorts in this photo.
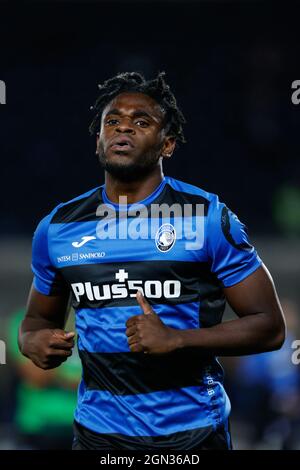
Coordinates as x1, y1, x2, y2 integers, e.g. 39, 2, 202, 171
72, 420, 232, 451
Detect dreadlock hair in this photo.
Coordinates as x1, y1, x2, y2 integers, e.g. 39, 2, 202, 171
89, 71, 186, 144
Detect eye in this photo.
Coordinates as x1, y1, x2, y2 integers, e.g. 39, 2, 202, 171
136, 120, 149, 127
105, 119, 119, 126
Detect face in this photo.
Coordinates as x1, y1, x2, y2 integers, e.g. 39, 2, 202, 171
96, 92, 175, 182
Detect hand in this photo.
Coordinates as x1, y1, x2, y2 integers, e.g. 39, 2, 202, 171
21, 329, 75, 370
125, 291, 181, 354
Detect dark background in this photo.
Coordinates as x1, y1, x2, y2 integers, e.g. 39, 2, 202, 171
0, 0, 299, 236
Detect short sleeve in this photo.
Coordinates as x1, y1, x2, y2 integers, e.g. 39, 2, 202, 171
31, 211, 69, 296
206, 196, 262, 287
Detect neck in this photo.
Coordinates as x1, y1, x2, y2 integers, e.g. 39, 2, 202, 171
104, 167, 164, 204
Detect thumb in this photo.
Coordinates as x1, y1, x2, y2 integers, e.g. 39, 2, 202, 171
52, 329, 75, 340
136, 291, 154, 315
52, 329, 67, 338
64, 331, 76, 339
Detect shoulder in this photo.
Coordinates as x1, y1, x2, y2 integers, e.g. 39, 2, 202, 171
165, 177, 234, 224
165, 177, 251, 246
165, 176, 216, 202
35, 186, 102, 230
164, 177, 219, 214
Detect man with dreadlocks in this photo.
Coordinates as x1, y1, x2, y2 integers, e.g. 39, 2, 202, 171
19, 72, 285, 451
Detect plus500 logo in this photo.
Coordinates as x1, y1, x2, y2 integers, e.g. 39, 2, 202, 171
71, 280, 181, 302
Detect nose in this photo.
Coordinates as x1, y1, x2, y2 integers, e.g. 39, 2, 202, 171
115, 118, 135, 134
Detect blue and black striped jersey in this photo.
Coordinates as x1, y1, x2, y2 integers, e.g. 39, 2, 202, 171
31, 176, 261, 449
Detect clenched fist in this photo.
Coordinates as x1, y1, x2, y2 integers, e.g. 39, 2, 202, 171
20, 328, 75, 369
125, 291, 182, 354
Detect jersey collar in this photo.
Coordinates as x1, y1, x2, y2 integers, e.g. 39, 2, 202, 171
101, 177, 167, 211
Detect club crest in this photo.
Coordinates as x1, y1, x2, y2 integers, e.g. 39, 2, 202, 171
155, 224, 176, 252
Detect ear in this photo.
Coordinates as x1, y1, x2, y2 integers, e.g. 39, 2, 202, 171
161, 135, 176, 160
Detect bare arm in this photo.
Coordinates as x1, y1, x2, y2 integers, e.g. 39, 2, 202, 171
126, 265, 286, 356
177, 264, 286, 355
18, 284, 75, 369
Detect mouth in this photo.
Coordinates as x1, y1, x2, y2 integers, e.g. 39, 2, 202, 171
110, 137, 135, 152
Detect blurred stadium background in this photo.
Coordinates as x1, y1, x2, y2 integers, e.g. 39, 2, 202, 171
0, 0, 299, 450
